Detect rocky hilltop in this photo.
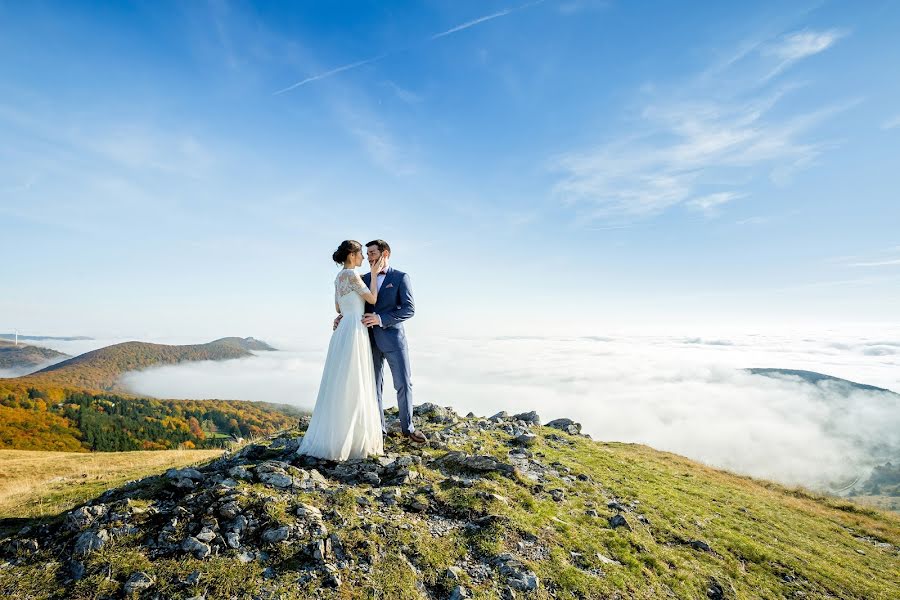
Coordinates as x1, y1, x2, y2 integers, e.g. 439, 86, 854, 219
2, 406, 898, 599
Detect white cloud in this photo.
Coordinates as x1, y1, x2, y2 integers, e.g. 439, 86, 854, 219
117, 326, 900, 491
551, 29, 848, 222
762, 29, 846, 80
882, 114, 900, 130
687, 191, 745, 215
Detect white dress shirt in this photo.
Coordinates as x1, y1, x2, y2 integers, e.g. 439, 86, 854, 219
373, 271, 387, 326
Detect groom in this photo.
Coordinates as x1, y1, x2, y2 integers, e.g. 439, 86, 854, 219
335, 240, 427, 444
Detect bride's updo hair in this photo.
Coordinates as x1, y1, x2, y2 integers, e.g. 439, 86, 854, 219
332, 240, 362, 265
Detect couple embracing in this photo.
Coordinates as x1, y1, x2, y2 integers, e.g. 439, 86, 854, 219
297, 239, 427, 462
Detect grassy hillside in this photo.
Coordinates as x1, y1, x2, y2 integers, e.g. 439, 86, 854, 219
19, 337, 273, 392
1, 407, 897, 599
0, 449, 222, 526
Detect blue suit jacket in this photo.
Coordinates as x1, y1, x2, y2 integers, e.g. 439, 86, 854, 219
361, 267, 415, 352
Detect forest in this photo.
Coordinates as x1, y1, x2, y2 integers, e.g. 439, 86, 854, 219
0, 381, 303, 452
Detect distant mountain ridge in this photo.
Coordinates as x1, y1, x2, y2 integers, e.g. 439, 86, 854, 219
19, 336, 276, 392
745, 368, 898, 395
0, 334, 93, 341
0, 340, 69, 373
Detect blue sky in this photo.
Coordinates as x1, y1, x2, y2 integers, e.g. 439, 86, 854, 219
2, 0, 898, 340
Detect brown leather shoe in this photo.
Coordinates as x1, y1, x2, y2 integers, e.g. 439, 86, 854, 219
404, 430, 428, 444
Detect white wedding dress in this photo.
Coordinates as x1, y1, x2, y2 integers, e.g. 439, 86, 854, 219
296, 269, 384, 461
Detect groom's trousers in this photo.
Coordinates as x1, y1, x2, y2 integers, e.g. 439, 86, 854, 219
371, 343, 414, 434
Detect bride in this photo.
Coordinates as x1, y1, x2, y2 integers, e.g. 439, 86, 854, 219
297, 240, 386, 461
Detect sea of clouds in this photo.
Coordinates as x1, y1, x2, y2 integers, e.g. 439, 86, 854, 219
18, 327, 900, 491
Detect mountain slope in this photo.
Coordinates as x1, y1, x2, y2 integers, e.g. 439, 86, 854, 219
19, 337, 275, 392
1, 407, 897, 599
745, 368, 897, 395
0, 340, 69, 374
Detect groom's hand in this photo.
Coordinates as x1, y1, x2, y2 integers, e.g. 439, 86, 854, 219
361, 313, 381, 327
333, 315, 343, 331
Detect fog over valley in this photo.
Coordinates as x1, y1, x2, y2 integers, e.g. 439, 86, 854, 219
26, 325, 899, 492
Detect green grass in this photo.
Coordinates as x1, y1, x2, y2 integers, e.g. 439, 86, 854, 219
1, 422, 898, 599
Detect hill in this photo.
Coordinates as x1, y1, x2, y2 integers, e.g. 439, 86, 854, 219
19, 337, 277, 392
0, 337, 298, 453
0, 340, 69, 375
1, 407, 897, 599
745, 368, 898, 395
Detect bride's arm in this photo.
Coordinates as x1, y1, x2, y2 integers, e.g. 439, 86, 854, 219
356, 256, 385, 304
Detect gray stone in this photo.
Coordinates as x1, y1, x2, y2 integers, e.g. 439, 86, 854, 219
513, 411, 541, 425
65, 505, 106, 532
166, 467, 205, 481
261, 526, 290, 544
74, 529, 109, 557
435, 451, 516, 475
608, 514, 631, 530
123, 571, 154, 595
514, 433, 538, 446
182, 536, 212, 559
195, 527, 217, 543
219, 501, 241, 519
296, 503, 323, 520
225, 531, 240, 549
450, 585, 470, 600
545, 418, 582, 435
228, 465, 253, 480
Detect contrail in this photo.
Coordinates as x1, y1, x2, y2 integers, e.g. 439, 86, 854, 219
273, 0, 545, 94
273, 54, 388, 95
430, 8, 516, 39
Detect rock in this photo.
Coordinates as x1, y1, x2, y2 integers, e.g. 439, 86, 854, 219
608, 514, 631, 530
596, 553, 621, 565
123, 571, 154, 594
549, 489, 565, 502
514, 433, 538, 446
323, 563, 342, 587
585, 509, 599, 517
608, 501, 628, 512
225, 531, 240, 549
218, 501, 241, 519
257, 470, 293, 488
166, 467, 205, 481
195, 527, 217, 543
262, 526, 290, 544
413, 402, 454, 422
184, 570, 202, 585
73, 529, 109, 557
435, 451, 516, 475
65, 505, 107, 532
688, 539, 713, 553
707, 577, 726, 599
489, 411, 509, 422
545, 418, 582, 435
67, 560, 86, 581
296, 503, 323, 520
450, 584, 470, 599
494, 554, 539, 592
228, 465, 253, 480
513, 411, 541, 425
182, 536, 212, 559
255, 462, 295, 488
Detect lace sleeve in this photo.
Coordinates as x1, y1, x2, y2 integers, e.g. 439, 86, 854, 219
335, 270, 369, 298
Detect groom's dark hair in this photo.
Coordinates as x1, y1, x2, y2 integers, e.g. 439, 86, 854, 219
366, 239, 391, 254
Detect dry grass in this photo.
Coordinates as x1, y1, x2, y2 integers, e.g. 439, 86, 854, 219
0, 448, 222, 519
